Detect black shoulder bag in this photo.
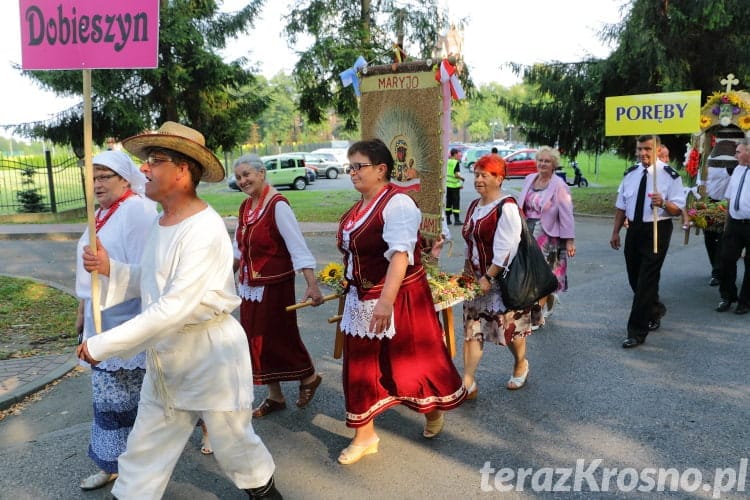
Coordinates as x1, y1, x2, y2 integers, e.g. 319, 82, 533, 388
495, 198, 558, 310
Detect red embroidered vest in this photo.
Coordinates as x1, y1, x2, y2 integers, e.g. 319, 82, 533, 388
337, 184, 423, 300
462, 197, 516, 275
238, 194, 295, 285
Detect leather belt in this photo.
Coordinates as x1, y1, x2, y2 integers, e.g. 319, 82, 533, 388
729, 217, 750, 224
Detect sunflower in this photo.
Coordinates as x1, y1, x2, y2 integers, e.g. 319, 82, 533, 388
699, 115, 713, 130
317, 262, 346, 294
739, 115, 750, 131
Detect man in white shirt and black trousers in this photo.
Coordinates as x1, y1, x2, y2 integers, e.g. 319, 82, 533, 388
610, 135, 686, 348
716, 141, 750, 315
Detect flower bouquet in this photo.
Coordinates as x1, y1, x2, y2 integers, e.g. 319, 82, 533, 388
317, 262, 347, 295
687, 200, 728, 232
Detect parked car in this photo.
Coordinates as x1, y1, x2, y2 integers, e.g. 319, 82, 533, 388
462, 147, 491, 171
503, 148, 538, 177
289, 152, 345, 179
227, 154, 310, 191
311, 148, 350, 168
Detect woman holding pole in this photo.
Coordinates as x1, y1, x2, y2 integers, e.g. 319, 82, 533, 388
232, 154, 324, 417
75, 150, 157, 490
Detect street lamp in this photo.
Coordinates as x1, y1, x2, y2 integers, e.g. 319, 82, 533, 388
507, 124, 514, 143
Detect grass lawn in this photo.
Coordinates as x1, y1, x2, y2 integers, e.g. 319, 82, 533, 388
0, 276, 78, 359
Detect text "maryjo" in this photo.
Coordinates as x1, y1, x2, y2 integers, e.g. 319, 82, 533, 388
615, 103, 689, 123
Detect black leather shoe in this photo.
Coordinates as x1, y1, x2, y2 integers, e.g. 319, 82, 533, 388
715, 300, 734, 312
709, 277, 720, 286
735, 303, 750, 315
622, 338, 643, 348
246, 476, 283, 499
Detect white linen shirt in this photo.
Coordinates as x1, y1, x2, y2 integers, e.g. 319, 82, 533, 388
616, 162, 686, 222
87, 207, 254, 412
724, 165, 750, 219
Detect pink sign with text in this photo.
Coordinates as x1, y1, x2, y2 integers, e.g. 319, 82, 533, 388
19, 0, 159, 70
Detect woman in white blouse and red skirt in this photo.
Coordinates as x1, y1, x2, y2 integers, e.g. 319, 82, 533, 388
335, 139, 466, 465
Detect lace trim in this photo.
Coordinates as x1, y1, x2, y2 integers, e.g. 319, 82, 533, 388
340, 287, 396, 339
466, 281, 504, 313
237, 282, 264, 302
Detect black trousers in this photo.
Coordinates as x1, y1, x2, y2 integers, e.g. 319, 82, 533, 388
704, 228, 723, 279
624, 219, 673, 340
446, 187, 461, 214
719, 218, 750, 305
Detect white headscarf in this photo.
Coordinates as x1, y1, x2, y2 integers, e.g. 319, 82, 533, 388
92, 150, 147, 197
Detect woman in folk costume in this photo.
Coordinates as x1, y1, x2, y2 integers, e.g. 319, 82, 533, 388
75, 150, 158, 490
232, 154, 324, 417
335, 138, 466, 465
461, 154, 542, 400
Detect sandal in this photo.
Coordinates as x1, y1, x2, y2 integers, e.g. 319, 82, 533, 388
252, 398, 287, 418
338, 438, 380, 465
200, 433, 213, 455
507, 362, 530, 390
296, 374, 322, 408
465, 382, 478, 400
422, 412, 445, 439
80, 471, 118, 490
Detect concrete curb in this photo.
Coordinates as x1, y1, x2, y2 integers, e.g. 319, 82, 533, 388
0, 353, 78, 411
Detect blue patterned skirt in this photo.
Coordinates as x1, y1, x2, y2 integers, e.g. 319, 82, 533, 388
89, 367, 145, 473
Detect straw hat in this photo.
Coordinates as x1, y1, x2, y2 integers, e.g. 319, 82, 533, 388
121, 121, 225, 183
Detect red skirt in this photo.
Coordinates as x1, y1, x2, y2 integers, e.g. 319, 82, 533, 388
240, 277, 315, 385
343, 274, 466, 427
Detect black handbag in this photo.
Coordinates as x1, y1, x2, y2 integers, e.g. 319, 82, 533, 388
495, 198, 559, 310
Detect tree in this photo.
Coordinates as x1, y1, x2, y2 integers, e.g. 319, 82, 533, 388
13, 0, 269, 153
283, 0, 464, 130
501, 0, 750, 159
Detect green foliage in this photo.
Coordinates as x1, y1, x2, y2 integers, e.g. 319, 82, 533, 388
284, 0, 457, 130
14, 0, 269, 153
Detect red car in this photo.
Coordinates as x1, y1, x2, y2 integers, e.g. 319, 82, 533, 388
504, 149, 538, 177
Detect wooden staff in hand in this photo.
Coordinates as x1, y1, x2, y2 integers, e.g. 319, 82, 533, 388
285, 293, 340, 311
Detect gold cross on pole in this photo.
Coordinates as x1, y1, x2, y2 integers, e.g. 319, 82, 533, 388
721, 73, 739, 93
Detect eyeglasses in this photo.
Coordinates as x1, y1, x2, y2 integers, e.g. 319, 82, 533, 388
346, 162, 376, 174
146, 155, 174, 166
93, 173, 119, 183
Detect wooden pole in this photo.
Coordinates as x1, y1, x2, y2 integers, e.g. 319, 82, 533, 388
285, 293, 340, 311
652, 145, 659, 254
82, 69, 101, 333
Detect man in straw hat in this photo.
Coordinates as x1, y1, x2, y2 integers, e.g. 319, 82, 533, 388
77, 122, 282, 499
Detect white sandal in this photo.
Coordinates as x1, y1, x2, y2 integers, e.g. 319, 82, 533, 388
80, 470, 117, 490
507, 362, 530, 390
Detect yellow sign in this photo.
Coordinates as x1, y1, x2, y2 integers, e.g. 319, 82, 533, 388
361, 71, 438, 94
605, 90, 702, 136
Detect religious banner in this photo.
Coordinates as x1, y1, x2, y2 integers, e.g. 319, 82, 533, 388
360, 61, 445, 238
19, 0, 159, 70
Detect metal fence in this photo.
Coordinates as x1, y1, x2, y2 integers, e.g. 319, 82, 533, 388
0, 153, 85, 215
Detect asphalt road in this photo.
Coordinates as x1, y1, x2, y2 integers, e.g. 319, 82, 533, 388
0, 197, 748, 498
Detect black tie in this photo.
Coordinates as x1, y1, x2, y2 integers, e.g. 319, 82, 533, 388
633, 168, 648, 224
735, 168, 748, 211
